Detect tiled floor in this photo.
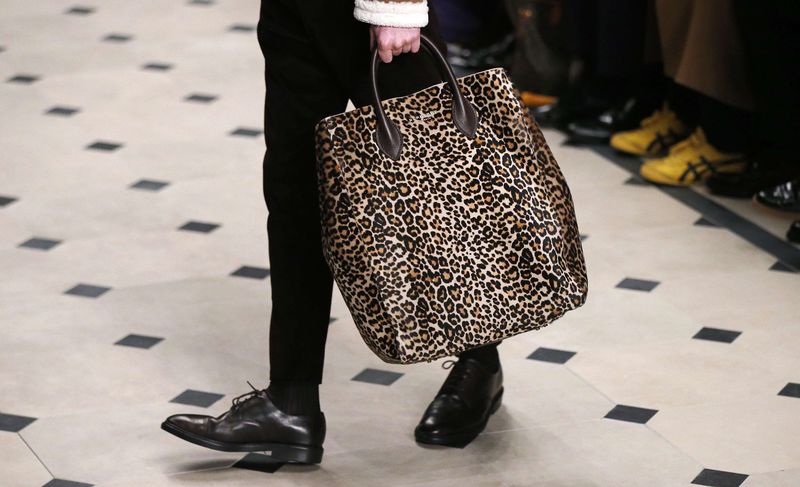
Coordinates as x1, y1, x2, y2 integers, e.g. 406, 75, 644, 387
1, 1, 799, 486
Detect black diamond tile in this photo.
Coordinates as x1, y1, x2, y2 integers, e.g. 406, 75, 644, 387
329, 317, 337, 324
527, 347, 576, 364
231, 266, 270, 279
46, 106, 80, 116
230, 127, 262, 137
185, 93, 218, 103
86, 140, 122, 152
229, 24, 256, 32
691, 468, 748, 487
142, 62, 173, 71
624, 175, 649, 186
778, 382, 800, 398
189, 0, 215, 5
170, 389, 224, 408
65, 5, 95, 15
0, 46, 5, 53
179, 220, 220, 233
0, 412, 37, 432
43, 480, 94, 487
615, 278, 659, 292
579, 234, 588, 241
102, 33, 132, 42
233, 453, 284, 473
0, 195, 18, 207
694, 217, 719, 227
7, 74, 39, 84
352, 368, 403, 386
64, 283, 111, 298
692, 327, 741, 344
19, 237, 62, 251
115, 334, 164, 349
604, 404, 658, 424
130, 179, 169, 191
769, 261, 796, 273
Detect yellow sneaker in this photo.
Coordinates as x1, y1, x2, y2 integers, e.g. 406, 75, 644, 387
610, 104, 688, 157
639, 128, 748, 187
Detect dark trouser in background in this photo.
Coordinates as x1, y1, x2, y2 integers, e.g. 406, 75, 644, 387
257, 0, 498, 385
734, 0, 800, 172
565, 0, 648, 83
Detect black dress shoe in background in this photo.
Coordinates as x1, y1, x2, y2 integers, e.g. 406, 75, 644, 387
567, 95, 660, 144
753, 179, 800, 218
415, 358, 504, 447
533, 84, 610, 130
162, 383, 325, 464
706, 160, 795, 199
787, 221, 800, 243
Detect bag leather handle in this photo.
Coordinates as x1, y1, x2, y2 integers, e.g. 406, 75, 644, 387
370, 33, 478, 160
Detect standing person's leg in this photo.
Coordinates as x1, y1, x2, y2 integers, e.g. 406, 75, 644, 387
161, 0, 347, 463
259, 0, 348, 407
707, 0, 800, 199
639, 0, 752, 187
740, 0, 800, 218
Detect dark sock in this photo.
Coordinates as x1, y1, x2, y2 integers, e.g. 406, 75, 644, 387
667, 82, 699, 127
266, 382, 320, 416
458, 343, 500, 372
699, 94, 753, 153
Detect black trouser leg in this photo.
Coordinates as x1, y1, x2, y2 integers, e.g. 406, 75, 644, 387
257, 0, 348, 384
733, 0, 800, 172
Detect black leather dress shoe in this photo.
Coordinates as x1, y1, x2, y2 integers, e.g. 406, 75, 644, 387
415, 358, 503, 447
753, 179, 800, 217
706, 160, 794, 199
532, 84, 610, 130
568, 96, 659, 143
161, 384, 325, 464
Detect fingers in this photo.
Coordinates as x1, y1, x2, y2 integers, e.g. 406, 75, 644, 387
378, 38, 399, 64
379, 48, 393, 63
372, 26, 422, 63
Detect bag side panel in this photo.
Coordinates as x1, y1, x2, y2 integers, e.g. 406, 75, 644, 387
315, 121, 402, 362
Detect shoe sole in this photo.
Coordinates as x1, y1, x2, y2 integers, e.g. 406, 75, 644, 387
160, 421, 323, 464
414, 387, 504, 447
751, 197, 800, 220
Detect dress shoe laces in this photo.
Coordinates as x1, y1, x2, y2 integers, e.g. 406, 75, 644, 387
440, 359, 476, 396
231, 381, 265, 410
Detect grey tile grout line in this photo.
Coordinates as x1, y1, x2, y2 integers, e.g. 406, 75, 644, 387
589, 144, 800, 272
18, 432, 55, 479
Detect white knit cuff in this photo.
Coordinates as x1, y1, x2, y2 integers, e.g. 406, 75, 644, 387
353, 0, 429, 28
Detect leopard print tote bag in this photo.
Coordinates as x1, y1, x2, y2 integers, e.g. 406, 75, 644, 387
314, 34, 588, 364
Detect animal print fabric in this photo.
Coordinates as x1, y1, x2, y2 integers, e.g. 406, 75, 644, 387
314, 67, 588, 364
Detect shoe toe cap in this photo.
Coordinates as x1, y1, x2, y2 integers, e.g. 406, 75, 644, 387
164, 414, 211, 434
415, 397, 469, 434
610, 133, 644, 155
